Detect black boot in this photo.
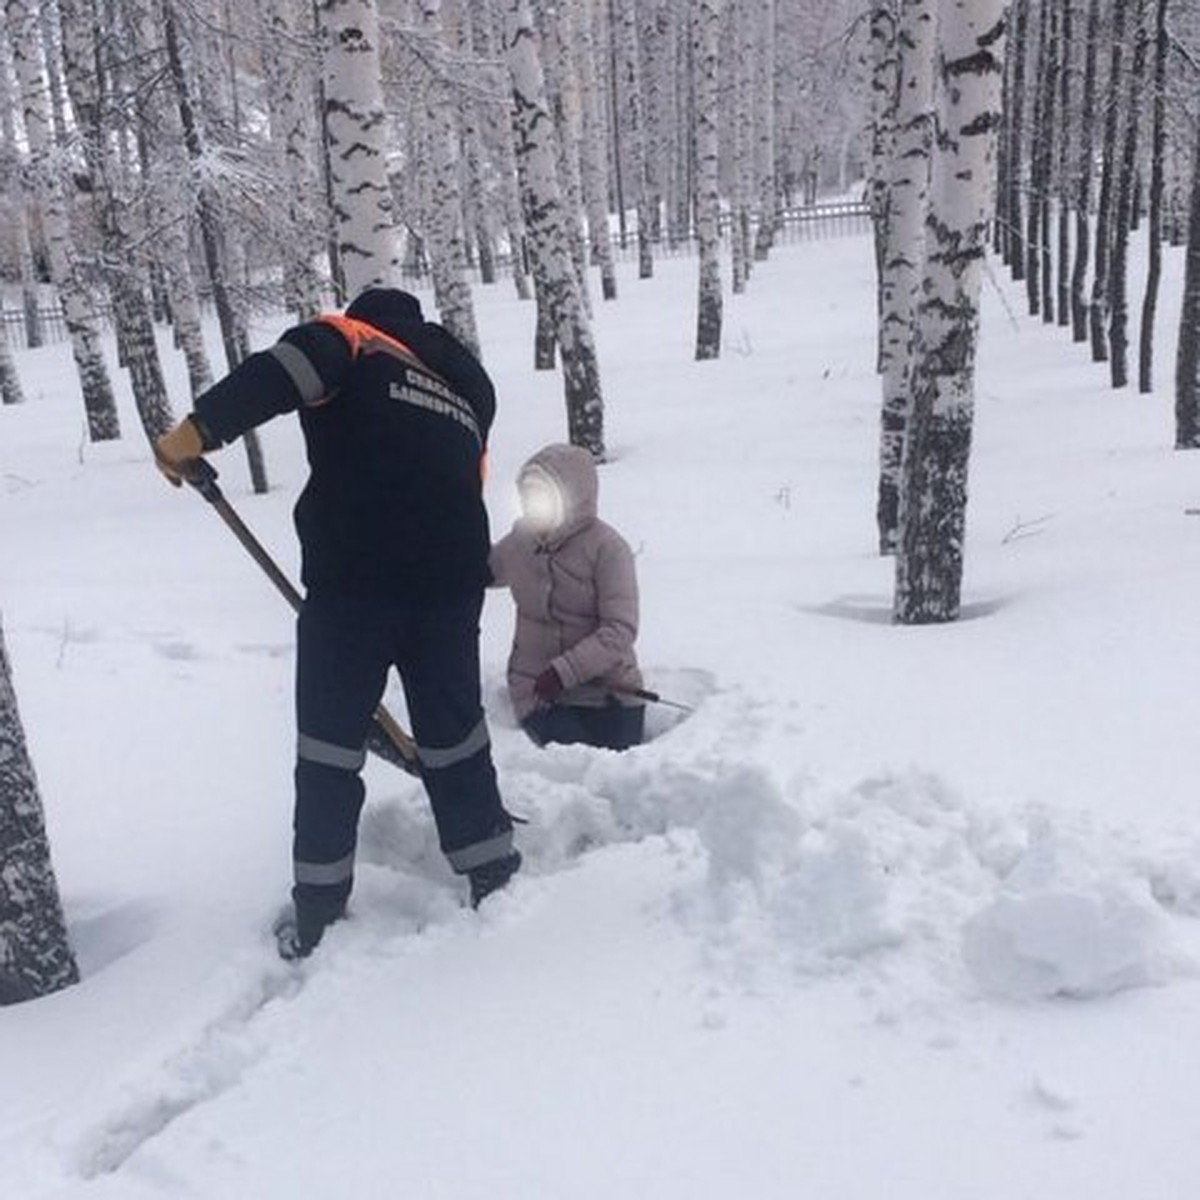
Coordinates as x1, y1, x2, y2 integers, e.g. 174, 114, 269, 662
274, 895, 346, 961
468, 851, 522, 908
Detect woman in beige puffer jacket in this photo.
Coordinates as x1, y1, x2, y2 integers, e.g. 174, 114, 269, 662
489, 443, 645, 750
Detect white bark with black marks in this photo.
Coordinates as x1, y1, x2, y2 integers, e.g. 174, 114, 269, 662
614, 0, 655, 280
264, 0, 325, 320
60, 0, 173, 441
5, 0, 118, 439
418, 0, 481, 359
0, 617, 79, 1005
895, 0, 1006, 624
318, 0, 399, 295
1174, 112, 1200, 448
752, 0, 778, 262
1071, 0, 1101, 343
1090, 0, 1129, 363
1139, 0, 1169, 394
504, 0, 604, 457
876, 0, 935, 556
575, 0, 618, 301
694, 0, 723, 361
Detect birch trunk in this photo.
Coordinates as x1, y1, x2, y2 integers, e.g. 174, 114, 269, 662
1090, 0, 1129, 363
1139, 0, 1168, 394
694, 0, 723, 361
867, 0, 900, 372
538, 0, 591, 316
1174, 113, 1200, 448
161, 0, 267, 490
752, 0, 777, 262
318, 0, 399, 294
1023, 0, 1049, 317
1055, 0, 1072, 328
470, 3, 530, 300
454, 7, 499, 288
0, 34, 42, 352
729, 1, 755, 294
418, 0, 481, 358
504, 0, 604, 457
59, 0, 172, 441
0, 330, 22, 406
894, 0, 1006, 624
5, 0, 118, 439
1108, 0, 1147, 390
1072, 0, 1100, 343
1004, 0, 1028, 280
614, 0, 655, 279
265, 0, 324, 319
0, 616, 79, 1005
877, 0, 935, 556
576, 0, 618, 300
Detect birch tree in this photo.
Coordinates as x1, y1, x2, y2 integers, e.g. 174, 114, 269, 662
1108, 0, 1148, 390
416, 0, 480, 358
1090, 0, 1129, 363
136, 6, 213, 403
318, 0, 400, 294
1139, 0, 1169, 394
160, 0, 270, 490
468, 2, 531, 301
5, 0, 118, 440
694, 0, 723, 360
0, 615, 78, 1006
536, 0, 591, 314
453, 3, 501, 288
729, 1, 756, 293
895, 0, 1006, 624
867, 0, 900, 369
504, 0, 604, 457
752, 0, 778, 262
1071, 0, 1101, 343
0, 32, 42, 351
1174, 110, 1200, 448
575, 0, 618, 301
264, 0, 325, 320
58, 0, 173, 441
877, 0, 935, 556
0, 329, 22, 406
1001, 0, 1028, 279
614, 0, 655, 280
1055, 0, 1072, 328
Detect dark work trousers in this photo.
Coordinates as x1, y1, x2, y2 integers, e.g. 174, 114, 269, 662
522, 700, 645, 752
292, 591, 512, 922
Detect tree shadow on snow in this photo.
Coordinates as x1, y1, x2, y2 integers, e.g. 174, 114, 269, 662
800, 593, 1011, 625
67, 897, 161, 976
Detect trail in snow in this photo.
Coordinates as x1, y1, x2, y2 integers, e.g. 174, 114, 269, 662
62, 668, 1200, 1185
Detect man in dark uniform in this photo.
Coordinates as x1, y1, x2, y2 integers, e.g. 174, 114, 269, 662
155, 288, 520, 958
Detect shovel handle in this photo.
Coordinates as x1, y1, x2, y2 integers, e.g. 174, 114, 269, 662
176, 455, 421, 774
183, 457, 222, 503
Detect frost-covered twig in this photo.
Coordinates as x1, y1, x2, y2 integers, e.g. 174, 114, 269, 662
1001, 513, 1054, 544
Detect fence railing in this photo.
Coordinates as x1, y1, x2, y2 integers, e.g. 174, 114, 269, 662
2, 201, 872, 349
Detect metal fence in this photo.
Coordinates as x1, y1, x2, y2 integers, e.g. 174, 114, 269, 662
1, 201, 872, 349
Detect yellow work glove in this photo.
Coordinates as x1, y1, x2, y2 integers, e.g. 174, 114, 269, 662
154, 416, 206, 487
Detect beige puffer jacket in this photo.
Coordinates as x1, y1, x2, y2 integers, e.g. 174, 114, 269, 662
490, 444, 643, 721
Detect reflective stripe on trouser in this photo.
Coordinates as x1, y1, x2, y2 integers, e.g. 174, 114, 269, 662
398, 603, 513, 874
293, 592, 513, 899
292, 600, 390, 912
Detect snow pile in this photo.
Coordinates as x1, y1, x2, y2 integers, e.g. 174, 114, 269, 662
963, 815, 1184, 1001
658, 756, 1191, 1003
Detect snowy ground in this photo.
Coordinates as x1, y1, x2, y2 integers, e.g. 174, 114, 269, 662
4, 225, 1200, 1199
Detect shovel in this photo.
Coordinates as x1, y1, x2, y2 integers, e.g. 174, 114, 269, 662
180, 458, 421, 775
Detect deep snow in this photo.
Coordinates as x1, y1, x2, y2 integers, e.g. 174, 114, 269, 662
3, 223, 1200, 1198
